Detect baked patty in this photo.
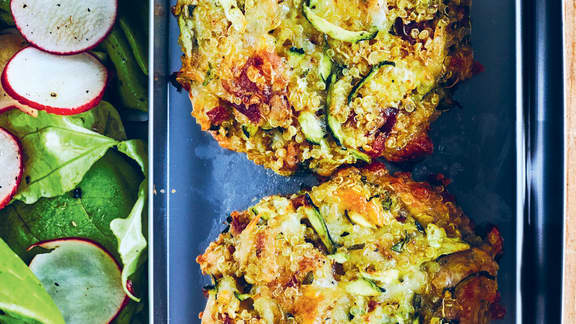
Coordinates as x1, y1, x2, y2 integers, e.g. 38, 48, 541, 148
197, 164, 504, 323
175, 0, 475, 176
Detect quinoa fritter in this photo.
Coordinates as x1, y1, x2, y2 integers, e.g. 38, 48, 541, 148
175, 0, 475, 176
197, 164, 504, 323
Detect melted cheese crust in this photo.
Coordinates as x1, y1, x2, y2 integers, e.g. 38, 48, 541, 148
197, 164, 503, 323
175, 0, 475, 176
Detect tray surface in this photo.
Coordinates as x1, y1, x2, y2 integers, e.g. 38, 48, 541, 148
165, 0, 519, 322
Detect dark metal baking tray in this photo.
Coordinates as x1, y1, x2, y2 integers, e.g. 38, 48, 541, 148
150, 0, 565, 322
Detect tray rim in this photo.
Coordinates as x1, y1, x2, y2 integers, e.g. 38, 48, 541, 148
514, 0, 525, 322
150, 0, 170, 322
519, 0, 565, 323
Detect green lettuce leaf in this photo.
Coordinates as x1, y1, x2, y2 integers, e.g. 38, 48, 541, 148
0, 152, 140, 263
112, 140, 148, 302
0, 102, 126, 204
76, 101, 127, 140
0, 238, 65, 324
0, 106, 148, 303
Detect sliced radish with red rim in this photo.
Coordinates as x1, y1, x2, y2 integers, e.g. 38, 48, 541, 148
0, 127, 22, 210
11, 0, 118, 55
28, 238, 128, 324
2, 47, 108, 115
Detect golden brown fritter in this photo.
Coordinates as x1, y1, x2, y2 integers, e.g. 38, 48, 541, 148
175, 0, 475, 176
197, 164, 504, 323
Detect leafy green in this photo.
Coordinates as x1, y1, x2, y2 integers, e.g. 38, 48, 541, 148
119, 18, 148, 76
0, 151, 141, 263
0, 103, 148, 303
0, 7, 150, 322
112, 140, 148, 301
0, 10, 13, 27
102, 27, 148, 112
0, 103, 127, 204
79, 101, 127, 140
0, 0, 11, 27
118, 0, 149, 76
0, 238, 65, 324
0, 0, 8, 12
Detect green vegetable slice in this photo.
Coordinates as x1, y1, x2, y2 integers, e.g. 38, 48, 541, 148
326, 113, 345, 146
0, 238, 65, 324
319, 52, 333, 84
302, 1, 378, 43
298, 111, 326, 145
344, 278, 382, 297
326, 76, 351, 146
299, 194, 336, 254
325, 75, 373, 163
348, 61, 395, 104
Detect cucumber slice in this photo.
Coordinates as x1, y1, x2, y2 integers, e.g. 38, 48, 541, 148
348, 61, 395, 104
324, 72, 373, 163
298, 111, 326, 144
326, 77, 351, 146
327, 113, 345, 146
345, 278, 382, 296
302, 3, 378, 43
319, 53, 332, 84
300, 194, 336, 254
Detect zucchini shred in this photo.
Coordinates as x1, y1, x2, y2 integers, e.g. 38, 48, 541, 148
175, 0, 476, 176
197, 164, 504, 323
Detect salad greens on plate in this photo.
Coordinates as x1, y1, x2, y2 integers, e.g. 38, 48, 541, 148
0, 0, 150, 323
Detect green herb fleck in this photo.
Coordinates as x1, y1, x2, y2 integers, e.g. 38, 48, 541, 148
203, 63, 214, 86
391, 234, 409, 253
382, 197, 393, 211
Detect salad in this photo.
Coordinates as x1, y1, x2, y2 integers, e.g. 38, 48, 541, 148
0, 0, 150, 323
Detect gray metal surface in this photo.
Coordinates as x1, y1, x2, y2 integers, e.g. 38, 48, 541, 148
164, 0, 519, 322
151, 0, 169, 322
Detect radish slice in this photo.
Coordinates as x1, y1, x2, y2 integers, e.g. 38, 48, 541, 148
2, 47, 108, 115
28, 239, 128, 324
11, 0, 118, 55
0, 128, 22, 210
0, 31, 38, 116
